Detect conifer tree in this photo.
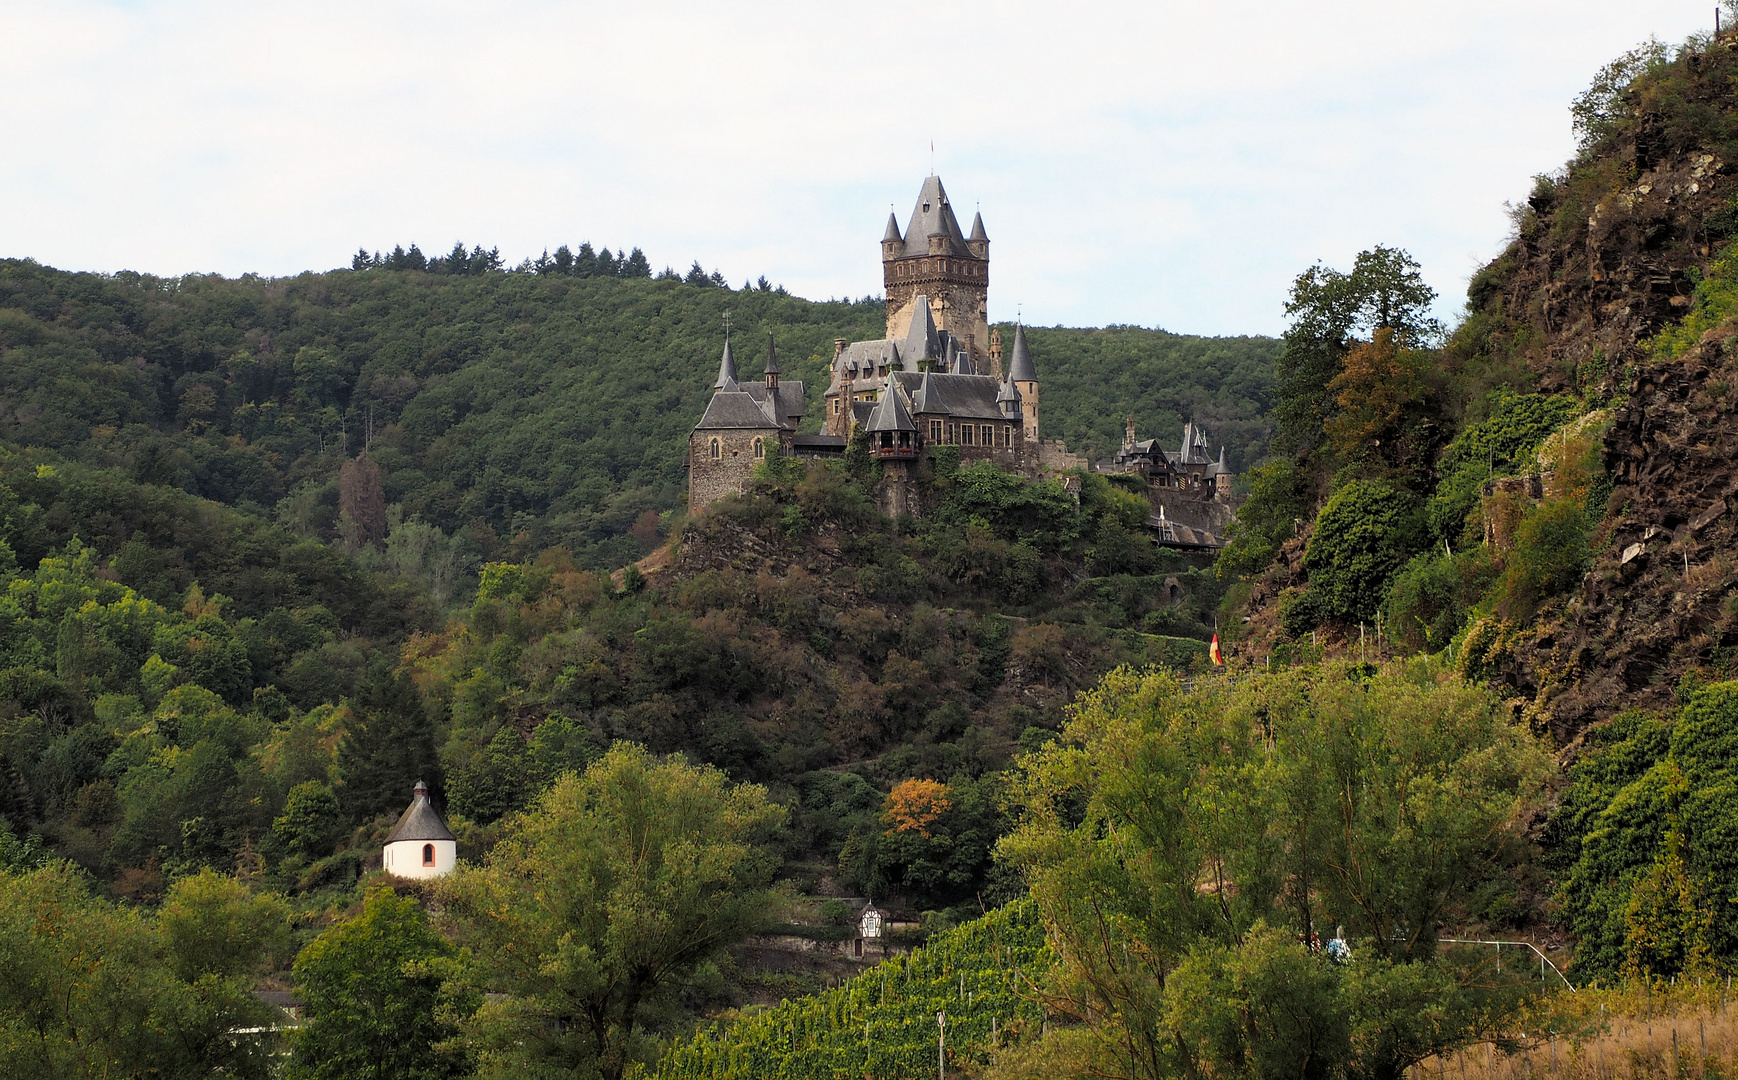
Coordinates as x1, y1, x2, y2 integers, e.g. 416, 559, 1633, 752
336, 663, 441, 823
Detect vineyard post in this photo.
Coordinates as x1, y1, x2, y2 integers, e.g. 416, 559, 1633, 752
937, 1011, 946, 1080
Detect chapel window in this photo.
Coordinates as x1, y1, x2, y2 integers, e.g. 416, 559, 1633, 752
422, 844, 435, 866
753, 438, 765, 459
708, 438, 721, 459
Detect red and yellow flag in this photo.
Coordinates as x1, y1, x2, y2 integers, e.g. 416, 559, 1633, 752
1210, 633, 1224, 666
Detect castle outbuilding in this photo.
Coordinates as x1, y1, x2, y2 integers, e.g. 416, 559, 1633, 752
688, 334, 806, 508
382, 780, 456, 879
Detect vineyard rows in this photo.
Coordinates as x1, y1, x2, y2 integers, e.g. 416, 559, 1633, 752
641, 901, 1049, 1079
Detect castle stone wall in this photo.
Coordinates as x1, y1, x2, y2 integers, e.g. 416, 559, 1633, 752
689, 429, 775, 511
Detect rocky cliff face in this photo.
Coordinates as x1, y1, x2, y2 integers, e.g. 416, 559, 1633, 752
1471, 45, 1738, 394
1505, 329, 1738, 745
1471, 40, 1738, 742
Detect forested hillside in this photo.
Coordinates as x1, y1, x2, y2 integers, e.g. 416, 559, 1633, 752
0, 259, 1276, 572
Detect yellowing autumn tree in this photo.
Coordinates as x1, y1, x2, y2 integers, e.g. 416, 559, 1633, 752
884, 778, 950, 837
1323, 327, 1427, 456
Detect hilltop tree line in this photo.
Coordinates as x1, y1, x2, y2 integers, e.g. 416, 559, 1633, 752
350, 239, 752, 290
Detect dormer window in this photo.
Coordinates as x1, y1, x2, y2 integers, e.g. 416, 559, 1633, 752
923, 202, 931, 213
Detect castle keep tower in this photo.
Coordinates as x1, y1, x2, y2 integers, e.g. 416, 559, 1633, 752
882, 176, 990, 360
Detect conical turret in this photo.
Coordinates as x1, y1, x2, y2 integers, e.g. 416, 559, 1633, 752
712, 336, 737, 392
967, 211, 989, 259
1007, 322, 1036, 383
763, 333, 780, 390
881, 212, 903, 261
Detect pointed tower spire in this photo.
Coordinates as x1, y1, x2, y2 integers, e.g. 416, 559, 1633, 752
902, 296, 939, 368
763, 333, 780, 390
1006, 321, 1036, 383
916, 367, 936, 414
712, 335, 738, 392
967, 211, 989, 258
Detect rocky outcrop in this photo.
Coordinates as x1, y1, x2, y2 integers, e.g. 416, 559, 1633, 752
1503, 326, 1738, 745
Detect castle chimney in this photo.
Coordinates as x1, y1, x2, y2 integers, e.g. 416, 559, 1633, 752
1125, 415, 1137, 450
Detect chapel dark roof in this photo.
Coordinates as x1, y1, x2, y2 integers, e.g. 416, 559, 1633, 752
712, 337, 738, 391
386, 780, 455, 844
896, 176, 971, 259
1006, 322, 1036, 383
695, 390, 781, 431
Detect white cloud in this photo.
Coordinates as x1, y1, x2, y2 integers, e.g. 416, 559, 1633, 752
0, 0, 1710, 334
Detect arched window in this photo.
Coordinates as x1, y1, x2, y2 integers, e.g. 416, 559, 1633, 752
422, 843, 435, 866
709, 438, 721, 459
753, 438, 765, 459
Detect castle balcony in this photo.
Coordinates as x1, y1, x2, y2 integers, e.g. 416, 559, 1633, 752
870, 444, 919, 460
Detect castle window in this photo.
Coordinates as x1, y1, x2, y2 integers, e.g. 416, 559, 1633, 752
947, 424, 957, 443
981, 425, 993, 446
422, 843, 435, 866
708, 438, 721, 459
961, 424, 973, 446
753, 438, 764, 459
930, 420, 943, 442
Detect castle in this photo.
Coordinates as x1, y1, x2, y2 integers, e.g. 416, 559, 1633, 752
687, 175, 1234, 541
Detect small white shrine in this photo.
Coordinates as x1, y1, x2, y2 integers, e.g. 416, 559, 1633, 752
382, 780, 456, 878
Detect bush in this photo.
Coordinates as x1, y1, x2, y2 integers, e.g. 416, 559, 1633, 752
1426, 390, 1583, 544
1384, 547, 1499, 652
1300, 480, 1426, 624
1491, 496, 1590, 620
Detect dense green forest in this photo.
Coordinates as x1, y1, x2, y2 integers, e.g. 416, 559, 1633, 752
0, 258, 1276, 572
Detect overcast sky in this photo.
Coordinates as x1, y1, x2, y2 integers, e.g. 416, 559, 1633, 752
0, 1, 1714, 336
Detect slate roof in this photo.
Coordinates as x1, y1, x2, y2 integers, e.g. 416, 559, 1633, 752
1006, 322, 1036, 383
712, 337, 737, 390
1178, 420, 1214, 465
997, 376, 1022, 406
892, 371, 1005, 421
895, 176, 971, 259
386, 781, 455, 844
883, 212, 902, 243
968, 211, 988, 244
901, 297, 939, 367
838, 340, 901, 380
866, 383, 917, 432
696, 390, 780, 430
